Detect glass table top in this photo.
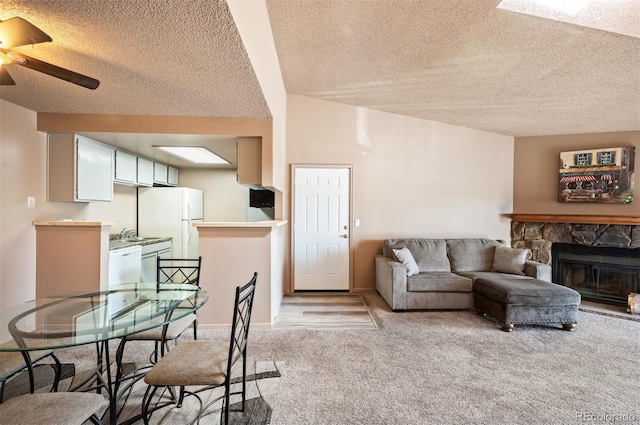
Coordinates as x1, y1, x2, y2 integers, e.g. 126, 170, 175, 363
0, 283, 208, 351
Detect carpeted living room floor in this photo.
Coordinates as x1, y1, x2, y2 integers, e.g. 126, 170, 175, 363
31, 291, 640, 424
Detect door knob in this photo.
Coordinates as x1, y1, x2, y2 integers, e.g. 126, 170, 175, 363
340, 234, 348, 238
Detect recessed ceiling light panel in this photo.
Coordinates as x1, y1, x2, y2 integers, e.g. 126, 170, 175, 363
154, 146, 230, 164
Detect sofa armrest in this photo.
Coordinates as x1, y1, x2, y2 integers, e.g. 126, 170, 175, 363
524, 260, 551, 282
375, 255, 407, 310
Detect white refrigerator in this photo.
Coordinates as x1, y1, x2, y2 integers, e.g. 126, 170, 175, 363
138, 187, 203, 258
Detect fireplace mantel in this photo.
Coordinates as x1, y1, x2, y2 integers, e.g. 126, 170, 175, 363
510, 214, 640, 226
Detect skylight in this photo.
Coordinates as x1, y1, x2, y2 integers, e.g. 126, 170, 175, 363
496, 0, 639, 38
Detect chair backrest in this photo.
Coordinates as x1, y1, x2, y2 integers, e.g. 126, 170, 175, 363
226, 272, 258, 374
157, 256, 202, 286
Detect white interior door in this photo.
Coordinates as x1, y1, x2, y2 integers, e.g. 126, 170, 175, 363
293, 167, 350, 290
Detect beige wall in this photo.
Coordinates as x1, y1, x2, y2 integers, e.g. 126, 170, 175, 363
514, 132, 640, 215
0, 100, 137, 308
286, 94, 515, 292
179, 169, 248, 222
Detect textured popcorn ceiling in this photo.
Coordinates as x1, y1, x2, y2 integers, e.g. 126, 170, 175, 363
0, 0, 270, 118
0, 0, 638, 138
266, 0, 640, 136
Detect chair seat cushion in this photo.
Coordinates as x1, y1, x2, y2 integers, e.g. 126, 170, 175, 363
144, 341, 229, 387
126, 313, 196, 341
407, 272, 472, 292
0, 392, 107, 425
474, 277, 581, 306
0, 348, 53, 380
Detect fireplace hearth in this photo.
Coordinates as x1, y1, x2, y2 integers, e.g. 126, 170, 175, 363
552, 243, 640, 306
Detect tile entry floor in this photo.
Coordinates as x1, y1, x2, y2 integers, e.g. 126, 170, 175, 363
273, 292, 379, 330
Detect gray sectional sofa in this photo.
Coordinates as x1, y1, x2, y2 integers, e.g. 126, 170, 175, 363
375, 238, 580, 331
375, 238, 545, 310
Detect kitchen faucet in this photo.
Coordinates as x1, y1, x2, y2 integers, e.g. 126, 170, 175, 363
119, 227, 129, 240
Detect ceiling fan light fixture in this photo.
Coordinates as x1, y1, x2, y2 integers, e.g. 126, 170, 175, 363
153, 146, 230, 164
0, 52, 10, 66
6, 52, 27, 64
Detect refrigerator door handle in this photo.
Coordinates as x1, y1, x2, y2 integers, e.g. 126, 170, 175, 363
187, 201, 192, 244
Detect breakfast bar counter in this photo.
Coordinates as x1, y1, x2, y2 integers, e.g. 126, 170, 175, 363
194, 220, 287, 328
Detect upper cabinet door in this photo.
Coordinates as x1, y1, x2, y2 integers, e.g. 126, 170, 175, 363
153, 162, 168, 184
137, 157, 154, 187
167, 166, 179, 186
114, 150, 137, 185
76, 136, 114, 202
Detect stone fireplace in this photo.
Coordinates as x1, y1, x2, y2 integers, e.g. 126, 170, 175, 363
511, 215, 640, 307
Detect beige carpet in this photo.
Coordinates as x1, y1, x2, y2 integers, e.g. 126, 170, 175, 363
16, 291, 640, 424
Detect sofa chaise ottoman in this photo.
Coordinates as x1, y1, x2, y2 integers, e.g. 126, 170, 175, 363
474, 276, 581, 332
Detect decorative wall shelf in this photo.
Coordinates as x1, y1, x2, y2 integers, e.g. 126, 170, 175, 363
510, 214, 640, 226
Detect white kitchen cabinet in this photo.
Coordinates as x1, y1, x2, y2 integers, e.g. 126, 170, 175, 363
114, 150, 137, 185
137, 157, 154, 186
167, 166, 179, 186
140, 240, 172, 282
153, 162, 168, 185
48, 134, 114, 202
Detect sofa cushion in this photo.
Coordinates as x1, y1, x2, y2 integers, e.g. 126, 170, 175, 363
456, 271, 533, 283
474, 276, 581, 306
407, 272, 472, 292
392, 248, 419, 276
446, 239, 504, 272
384, 239, 450, 272
492, 247, 530, 275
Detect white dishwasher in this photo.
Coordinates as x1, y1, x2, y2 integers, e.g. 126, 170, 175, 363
108, 245, 142, 285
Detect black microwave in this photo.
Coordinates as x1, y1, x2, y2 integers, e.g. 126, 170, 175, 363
249, 189, 275, 208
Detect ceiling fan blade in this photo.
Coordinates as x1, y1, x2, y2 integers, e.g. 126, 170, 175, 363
7, 51, 100, 90
0, 66, 16, 85
0, 17, 52, 49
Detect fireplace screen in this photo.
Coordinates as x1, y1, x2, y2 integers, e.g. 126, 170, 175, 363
552, 243, 640, 306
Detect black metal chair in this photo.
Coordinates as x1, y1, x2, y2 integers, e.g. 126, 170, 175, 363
141, 272, 258, 425
0, 349, 61, 402
125, 256, 202, 363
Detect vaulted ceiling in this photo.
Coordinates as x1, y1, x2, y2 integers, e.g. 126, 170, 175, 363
1, 0, 638, 141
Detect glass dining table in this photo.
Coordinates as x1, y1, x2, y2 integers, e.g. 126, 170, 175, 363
0, 282, 209, 425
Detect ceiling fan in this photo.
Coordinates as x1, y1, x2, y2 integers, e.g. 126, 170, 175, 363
0, 17, 99, 89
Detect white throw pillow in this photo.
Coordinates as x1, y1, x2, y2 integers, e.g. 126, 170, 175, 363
393, 247, 419, 276
491, 247, 531, 275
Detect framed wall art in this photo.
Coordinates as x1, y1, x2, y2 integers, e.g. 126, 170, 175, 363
558, 146, 635, 204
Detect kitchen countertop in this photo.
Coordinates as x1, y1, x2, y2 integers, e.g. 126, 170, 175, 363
33, 220, 114, 228
193, 220, 287, 229
109, 237, 172, 251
